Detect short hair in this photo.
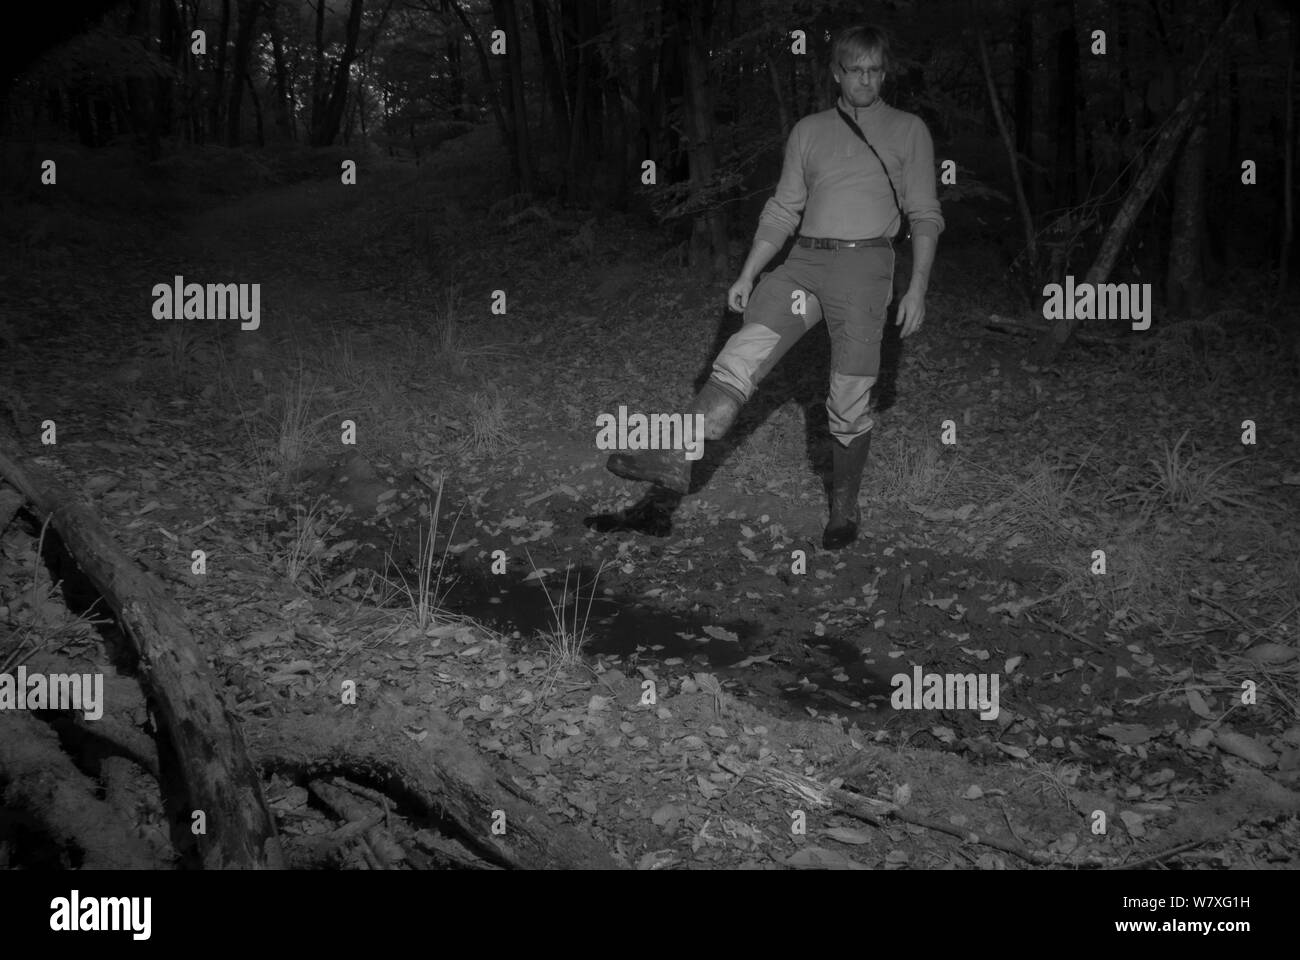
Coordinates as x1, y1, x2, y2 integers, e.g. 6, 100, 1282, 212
832, 24, 892, 73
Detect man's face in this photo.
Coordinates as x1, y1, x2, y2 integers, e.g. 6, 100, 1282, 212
833, 49, 886, 108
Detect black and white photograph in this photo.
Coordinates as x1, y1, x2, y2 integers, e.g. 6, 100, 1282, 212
0, 0, 1296, 924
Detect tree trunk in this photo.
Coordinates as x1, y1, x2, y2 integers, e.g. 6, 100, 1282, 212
269, 0, 294, 140
310, 0, 325, 136
602, 43, 630, 209
246, 70, 265, 146
1029, 0, 1245, 365
441, 0, 466, 119
1013, 0, 1035, 210
1166, 117, 1208, 314
211, 0, 231, 142
124, 0, 160, 158
591, 0, 630, 210
310, 0, 364, 146
94, 94, 114, 145
532, 0, 571, 187
343, 78, 356, 143
1074, 0, 1094, 198
678, 0, 727, 276
560, 0, 587, 188
491, 0, 533, 191
226, 0, 259, 146
976, 6, 1036, 266
157, 0, 180, 138
1280, 9, 1296, 294
447, 0, 509, 166
1050, 0, 1078, 208
629, 2, 662, 190
73, 91, 95, 147
1219, 0, 1241, 270
179, 0, 198, 143
767, 55, 791, 137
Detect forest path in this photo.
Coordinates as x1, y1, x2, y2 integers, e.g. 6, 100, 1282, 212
4, 138, 1297, 868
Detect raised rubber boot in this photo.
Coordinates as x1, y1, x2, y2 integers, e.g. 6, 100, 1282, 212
605, 379, 743, 494
822, 431, 872, 550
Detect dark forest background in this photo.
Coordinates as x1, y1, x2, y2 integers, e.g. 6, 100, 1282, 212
2, 0, 1297, 356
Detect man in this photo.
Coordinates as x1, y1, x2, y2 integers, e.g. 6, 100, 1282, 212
606, 24, 943, 549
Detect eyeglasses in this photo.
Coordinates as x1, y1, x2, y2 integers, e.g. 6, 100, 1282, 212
839, 62, 884, 82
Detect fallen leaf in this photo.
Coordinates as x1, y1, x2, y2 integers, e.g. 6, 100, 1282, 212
703, 625, 739, 643
1213, 731, 1278, 767
1098, 723, 1156, 745
1185, 686, 1215, 719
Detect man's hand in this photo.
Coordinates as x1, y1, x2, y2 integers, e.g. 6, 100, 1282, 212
895, 286, 926, 338
898, 230, 936, 338
728, 238, 780, 312
727, 275, 755, 313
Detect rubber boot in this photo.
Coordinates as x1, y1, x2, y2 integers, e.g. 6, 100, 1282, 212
605, 379, 743, 494
822, 432, 872, 550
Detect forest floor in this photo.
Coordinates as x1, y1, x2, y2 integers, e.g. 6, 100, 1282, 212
2, 129, 1299, 868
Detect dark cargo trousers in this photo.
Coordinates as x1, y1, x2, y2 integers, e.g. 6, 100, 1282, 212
710, 242, 895, 445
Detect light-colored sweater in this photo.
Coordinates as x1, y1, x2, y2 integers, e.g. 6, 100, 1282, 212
756, 96, 945, 246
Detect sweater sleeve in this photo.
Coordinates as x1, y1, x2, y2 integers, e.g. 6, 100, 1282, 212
903, 117, 944, 239
754, 124, 807, 247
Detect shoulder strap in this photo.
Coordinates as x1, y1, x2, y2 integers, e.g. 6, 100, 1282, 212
835, 106, 906, 237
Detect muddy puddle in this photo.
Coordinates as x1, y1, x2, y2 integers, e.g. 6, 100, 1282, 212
355, 543, 971, 731
292, 453, 1186, 756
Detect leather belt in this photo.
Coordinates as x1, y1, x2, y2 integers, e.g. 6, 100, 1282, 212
796, 236, 892, 249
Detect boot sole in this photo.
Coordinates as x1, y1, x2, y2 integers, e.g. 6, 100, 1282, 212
605, 454, 689, 494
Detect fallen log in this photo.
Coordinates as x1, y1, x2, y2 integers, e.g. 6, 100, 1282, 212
245, 701, 621, 869
0, 428, 284, 868
0, 428, 620, 869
